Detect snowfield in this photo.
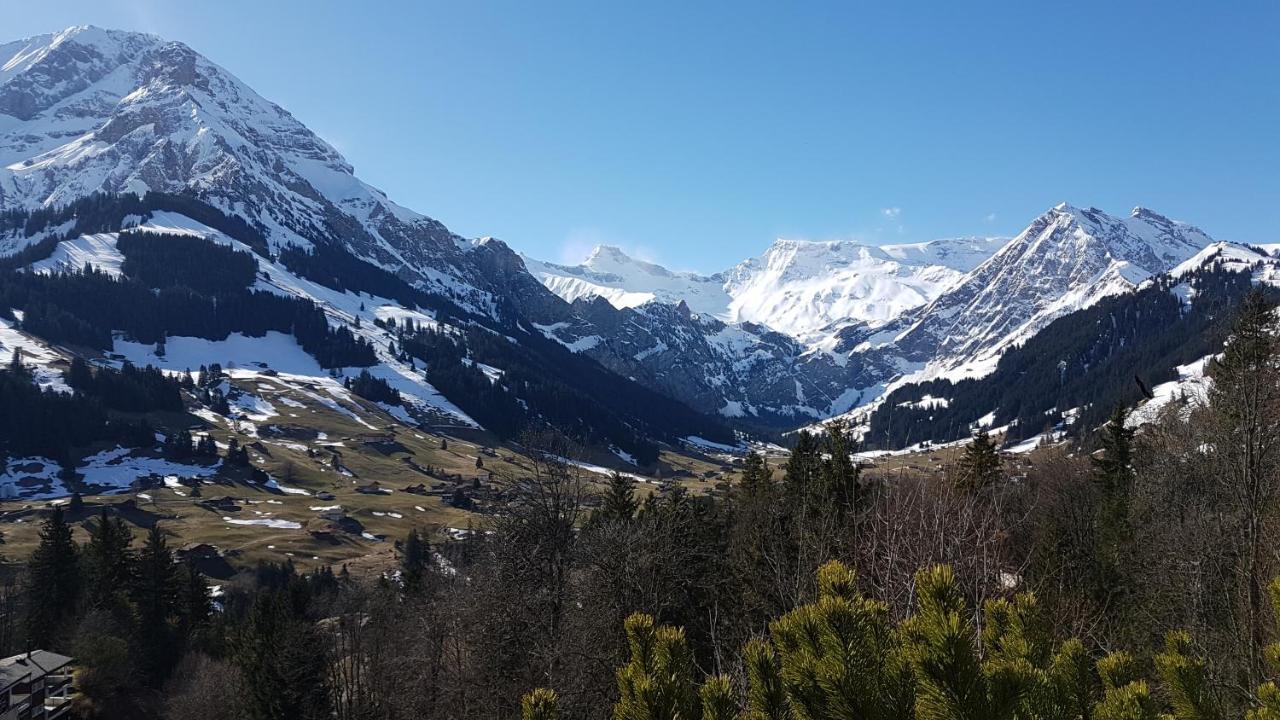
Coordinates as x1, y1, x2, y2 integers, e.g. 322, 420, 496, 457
0, 315, 70, 392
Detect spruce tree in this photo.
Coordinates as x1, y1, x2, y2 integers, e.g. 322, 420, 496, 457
1205, 289, 1280, 685
401, 528, 429, 593
132, 524, 181, 686
178, 560, 212, 640
1092, 404, 1136, 605
83, 508, 134, 611
820, 420, 860, 518
782, 431, 822, 512
25, 505, 80, 648
237, 592, 332, 720
956, 429, 1002, 490
738, 451, 771, 499
599, 472, 638, 523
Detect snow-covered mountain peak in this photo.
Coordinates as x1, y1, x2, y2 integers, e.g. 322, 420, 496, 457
581, 244, 695, 281
895, 203, 1213, 371
0, 25, 532, 313
879, 236, 1008, 273
750, 238, 891, 277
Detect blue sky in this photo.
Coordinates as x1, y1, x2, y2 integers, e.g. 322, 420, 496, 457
4, 1, 1278, 272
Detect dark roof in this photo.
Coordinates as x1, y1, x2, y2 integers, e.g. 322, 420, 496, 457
0, 650, 73, 686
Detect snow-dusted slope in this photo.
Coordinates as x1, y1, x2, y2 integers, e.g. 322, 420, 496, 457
894, 204, 1212, 377
721, 238, 979, 341
527, 236, 1007, 342
879, 236, 1007, 273
521, 246, 731, 315
0, 26, 523, 314
0, 26, 1236, 437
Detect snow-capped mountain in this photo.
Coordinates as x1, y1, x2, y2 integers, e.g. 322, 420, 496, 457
0, 26, 1238, 442
527, 236, 1006, 342
0, 26, 549, 316
533, 204, 1220, 426
522, 246, 732, 315
720, 237, 1003, 341
890, 204, 1213, 377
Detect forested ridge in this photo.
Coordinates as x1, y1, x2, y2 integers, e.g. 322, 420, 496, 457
0, 192, 732, 463
864, 265, 1266, 449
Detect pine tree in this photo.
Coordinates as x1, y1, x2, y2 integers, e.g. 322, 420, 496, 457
762, 560, 913, 719
614, 613, 701, 720
700, 675, 737, 720
25, 505, 80, 648
599, 472, 638, 523
1153, 632, 1222, 720
522, 688, 560, 720
1095, 651, 1161, 720
956, 429, 1002, 490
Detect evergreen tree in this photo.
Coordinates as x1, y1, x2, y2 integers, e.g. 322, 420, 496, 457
522, 688, 560, 720
178, 561, 213, 640
820, 420, 860, 518
1092, 404, 1136, 602
401, 528, 429, 593
782, 431, 822, 512
614, 612, 701, 720
82, 509, 134, 611
1205, 290, 1280, 686
598, 472, 638, 523
131, 524, 181, 686
26, 506, 80, 648
737, 451, 772, 499
236, 592, 332, 720
956, 429, 1002, 490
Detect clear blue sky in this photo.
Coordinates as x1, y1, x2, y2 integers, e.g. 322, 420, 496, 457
3, 1, 1278, 271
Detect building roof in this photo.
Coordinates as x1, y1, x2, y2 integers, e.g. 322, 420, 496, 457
0, 650, 73, 686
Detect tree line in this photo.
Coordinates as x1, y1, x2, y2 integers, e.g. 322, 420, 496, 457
0, 265, 375, 367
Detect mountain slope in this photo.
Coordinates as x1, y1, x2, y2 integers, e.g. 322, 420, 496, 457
0, 26, 532, 316
527, 236, 1007, 342
890, 204, 1213, 377
0, 26, 1236, 443
0, 27, 735, 456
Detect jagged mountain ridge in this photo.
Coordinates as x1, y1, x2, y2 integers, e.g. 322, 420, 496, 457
526, 236, 1006, 342
0, 26, 553, 318
0, 26, 1232, 439
527, 206, 1215, 425
888, 203, 1214, 379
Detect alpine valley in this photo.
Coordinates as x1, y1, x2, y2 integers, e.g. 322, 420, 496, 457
0, 25, 1276, 494
7, 19, 1280, 720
